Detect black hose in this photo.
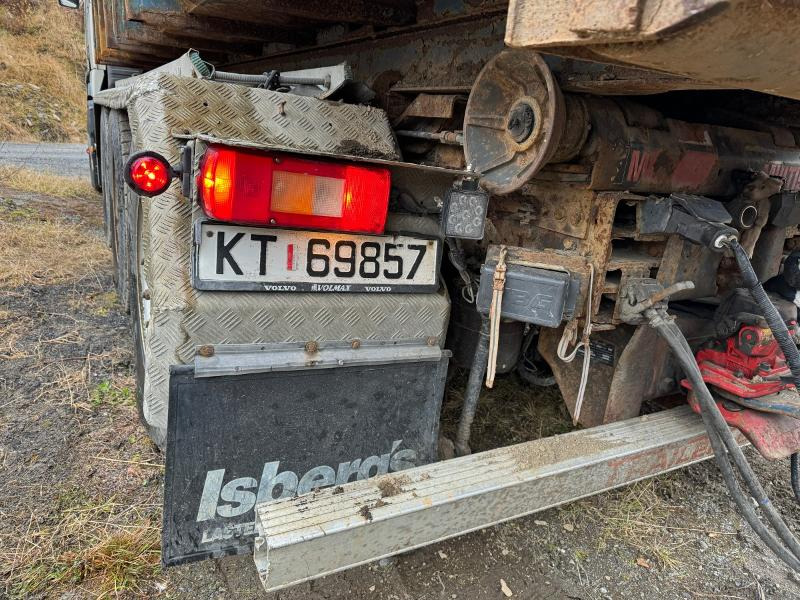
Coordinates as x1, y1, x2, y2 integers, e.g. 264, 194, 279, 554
702, 412, 800, 570
455, 317, 490, 456
657, 313, 800, 561
730, 240, 800, 388
648, 310, 800, 570
793, 453, 800, 503
729, 240, 800, 506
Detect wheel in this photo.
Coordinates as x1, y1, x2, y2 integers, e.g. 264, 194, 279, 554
88, 102, 102, 193
108, 110, 132, 314
128, 193, 163, 448
106, 110, 163, 447
99, 108, 115, 252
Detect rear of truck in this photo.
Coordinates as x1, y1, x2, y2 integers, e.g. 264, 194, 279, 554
68, 0, 800, 591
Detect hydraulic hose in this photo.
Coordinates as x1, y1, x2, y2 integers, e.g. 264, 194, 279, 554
701, 408, 800, 570
729, 240, 800, 387
455, 317, 491, 456
793, 454, 800, 503
729, 239, 800, 505
648, 308, 800, 570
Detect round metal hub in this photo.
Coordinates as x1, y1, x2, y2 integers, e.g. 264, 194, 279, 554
464, 50, 566, 195
507, 102, 536, 143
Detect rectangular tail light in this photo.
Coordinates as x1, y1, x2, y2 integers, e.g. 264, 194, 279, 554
198, 145, 391, 234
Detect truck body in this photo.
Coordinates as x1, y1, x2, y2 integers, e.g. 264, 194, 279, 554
64, 0, 800, 591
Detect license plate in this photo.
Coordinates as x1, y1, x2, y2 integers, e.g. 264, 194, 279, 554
194, 223, 440, 293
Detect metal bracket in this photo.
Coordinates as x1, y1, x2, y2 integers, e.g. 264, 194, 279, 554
194, 340, 444, 378
619, 278, 695, 324
253, 405, 746, 592
639, 194, 738, 251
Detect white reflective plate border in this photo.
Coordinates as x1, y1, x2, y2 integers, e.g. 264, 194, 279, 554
193, 222, 440, 293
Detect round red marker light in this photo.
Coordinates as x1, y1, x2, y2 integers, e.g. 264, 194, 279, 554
124, 151, 174, 197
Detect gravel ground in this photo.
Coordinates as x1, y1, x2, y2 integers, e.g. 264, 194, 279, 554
3, 174, 800, 599
0, 142, 89, 177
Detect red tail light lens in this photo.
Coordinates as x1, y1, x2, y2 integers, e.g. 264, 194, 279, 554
125, 151, 173, 197
198, 145, 391, 234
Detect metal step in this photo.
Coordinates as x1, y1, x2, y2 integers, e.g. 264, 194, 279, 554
253, 405, 745, 592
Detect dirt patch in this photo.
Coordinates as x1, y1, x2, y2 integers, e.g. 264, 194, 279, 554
508, 430, 624, 472
0, 185, 163, 598
335, 138, 390, 159
377, 474, 410, 498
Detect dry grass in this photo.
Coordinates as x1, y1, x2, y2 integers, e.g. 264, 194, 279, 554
2, 492, 161, 597
0, 177, 164, 598
0, 0, 85, 142
562, 477, 733, 571
0, 308, 34, 359
0, 170, 107, 287
0, 217, 108, 287
0, 165, 97, 199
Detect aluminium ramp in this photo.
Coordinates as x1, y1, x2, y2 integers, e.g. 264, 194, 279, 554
253, 405, 746, 592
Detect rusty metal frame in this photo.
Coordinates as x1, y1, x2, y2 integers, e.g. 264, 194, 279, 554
253, 405, 745, 592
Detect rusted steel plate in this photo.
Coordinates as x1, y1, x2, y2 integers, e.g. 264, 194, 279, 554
111, 0, 263, 56
93, 0, 175, 66
125, 0, 307, 45
253, 405, 745, 592
506, 0, 800, 100
181, 0, 416, 27
506, 0, 728, 46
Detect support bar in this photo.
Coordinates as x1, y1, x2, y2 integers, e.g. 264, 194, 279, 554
253, 405, 745, 592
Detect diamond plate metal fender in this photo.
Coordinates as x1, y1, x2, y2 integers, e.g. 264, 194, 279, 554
94, 73, 400, 161
93, 73, 449, 442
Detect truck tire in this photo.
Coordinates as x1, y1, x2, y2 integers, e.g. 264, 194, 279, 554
129, 194, 162, 447
108, 110, 132, 314
105, 110, 163, 446
98, 108, 115, 253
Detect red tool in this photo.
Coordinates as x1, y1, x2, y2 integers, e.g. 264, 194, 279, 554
682, 321, 800, 458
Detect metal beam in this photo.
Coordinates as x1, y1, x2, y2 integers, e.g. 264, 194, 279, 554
125, 0, 308, 45
183, 0, 417, 27
253, 405, 744, 592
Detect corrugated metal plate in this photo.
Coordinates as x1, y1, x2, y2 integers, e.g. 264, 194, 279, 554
95, 73, 400, 160
94, 73, 448, 440
253, 406, 747, 591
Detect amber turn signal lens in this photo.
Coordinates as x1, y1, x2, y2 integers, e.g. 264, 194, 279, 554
198, 145, 390, 234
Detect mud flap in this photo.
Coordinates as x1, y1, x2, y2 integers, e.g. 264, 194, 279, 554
162, 354, 449, 566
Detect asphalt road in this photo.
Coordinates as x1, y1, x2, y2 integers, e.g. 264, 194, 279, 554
0, 142, 89, 178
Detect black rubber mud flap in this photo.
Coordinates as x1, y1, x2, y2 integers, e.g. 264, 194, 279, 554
162, 357, 449, 566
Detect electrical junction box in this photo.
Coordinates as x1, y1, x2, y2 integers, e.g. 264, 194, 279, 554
476, 262, 579, 328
